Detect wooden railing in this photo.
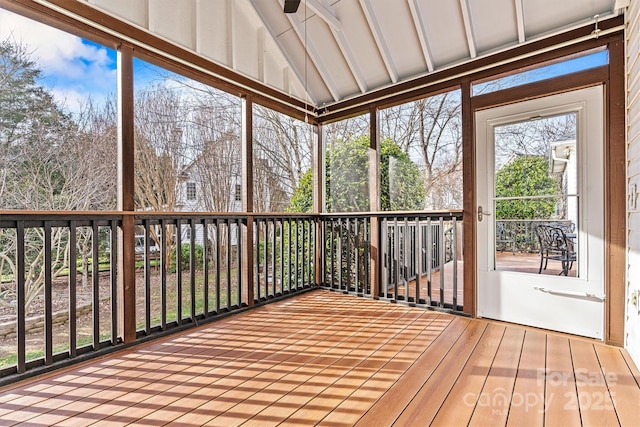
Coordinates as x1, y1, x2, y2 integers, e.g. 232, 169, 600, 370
253, 215, 316, 300
0, 213, 121, 382
320, 211, 464, 312
496, 219, 575, 253
0, 210, 463, 383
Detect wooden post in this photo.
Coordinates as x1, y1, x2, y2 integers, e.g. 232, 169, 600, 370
369, 106, 381, 297
117, 45, 136, 343
461, 79, 476, 317
605, 38, 626, 346
241, 95, 255, 306
314, 123, 324, 286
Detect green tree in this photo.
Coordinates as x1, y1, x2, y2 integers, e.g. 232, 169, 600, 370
288, 136, 425, 212
495, 155, 557, 219
0, 37, 117, 307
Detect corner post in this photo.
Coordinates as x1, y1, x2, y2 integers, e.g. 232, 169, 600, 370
117, 45, 136, 343
461, 78, 476, 317
314, 123, 324, 286
369, 106, 381, 297
241, 95, 255, 306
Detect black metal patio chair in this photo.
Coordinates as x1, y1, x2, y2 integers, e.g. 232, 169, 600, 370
535, 224, 576, 276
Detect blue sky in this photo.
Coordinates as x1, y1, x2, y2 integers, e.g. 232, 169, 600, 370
0, 8, 174, 115
472, 50, 609, 95
0, 8, 117, 113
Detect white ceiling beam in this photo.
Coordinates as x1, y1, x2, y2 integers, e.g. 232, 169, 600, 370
143, 0, 150, 29
514, 0, 525, 43
459, 0, 476, 58
407, 0, 434, 72
305, 0, 341, 32
194, 0, 201, 53
226, 0, 235, 68
284, 1, 341, 102
614, 0, 630, 9
313, 0, 366, 93
359, 0, 398, 83
257, 26, 265, 82
331, 27, 367, 93
247, 0, 307, 97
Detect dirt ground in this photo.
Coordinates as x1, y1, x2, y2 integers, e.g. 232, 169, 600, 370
0, 270, 163, 362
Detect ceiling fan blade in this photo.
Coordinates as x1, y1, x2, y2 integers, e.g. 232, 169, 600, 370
284, 0, 301, 13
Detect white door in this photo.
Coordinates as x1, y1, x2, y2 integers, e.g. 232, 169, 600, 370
476, 86, 605, 339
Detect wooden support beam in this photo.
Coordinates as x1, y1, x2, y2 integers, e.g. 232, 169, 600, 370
605, 38, 626, 346
242, 95, 255, 306
461, 79, 476, 317
369, 106, 381, 297
284, 1, 340, 102
314, 123, 324, 286
117, 44, 136, 343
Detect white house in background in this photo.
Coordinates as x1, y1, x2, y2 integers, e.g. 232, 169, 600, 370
549, 140, 578, 228
174, 156, 242, 248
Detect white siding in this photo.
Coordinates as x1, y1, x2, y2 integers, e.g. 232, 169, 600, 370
626, 0, 640, 366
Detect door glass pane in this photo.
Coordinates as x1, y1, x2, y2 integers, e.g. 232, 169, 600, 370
493, 113, 578, 277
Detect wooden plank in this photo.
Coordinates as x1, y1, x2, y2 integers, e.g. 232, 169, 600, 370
430, 323, 506, 426
506, 330, 547, 427
317, 313, 450, 426
2, 292, 640, 426
468, 326, 525, 426
240, 308, 440, 426
570, 339, 619, 426
594, 345, 640, 426
544, 335, 582, 426
353, 316, 472, 426
280, 311, 442, 426
621, 350, 640, 387
392, 320, 488, 425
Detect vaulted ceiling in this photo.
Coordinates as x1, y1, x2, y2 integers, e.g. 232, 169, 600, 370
78, 0, 622, 110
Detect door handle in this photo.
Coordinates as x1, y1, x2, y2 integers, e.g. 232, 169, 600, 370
477, 206, 491, 222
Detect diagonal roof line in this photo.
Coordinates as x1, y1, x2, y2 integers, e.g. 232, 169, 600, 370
359, 0, 398, 84
408, 0, 435, 73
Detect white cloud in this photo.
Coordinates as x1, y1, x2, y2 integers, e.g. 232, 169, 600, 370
0, 8, 116, 113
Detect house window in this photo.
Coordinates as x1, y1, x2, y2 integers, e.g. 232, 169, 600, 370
235, 184, 242, 202
186, 182, 196, 201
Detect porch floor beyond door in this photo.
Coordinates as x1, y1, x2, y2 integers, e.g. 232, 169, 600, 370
0, 290, 638, 426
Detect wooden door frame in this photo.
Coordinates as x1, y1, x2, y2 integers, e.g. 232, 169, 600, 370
462, 36, 626, 346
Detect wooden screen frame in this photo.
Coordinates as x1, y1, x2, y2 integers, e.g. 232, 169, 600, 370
0, 1, 626, 344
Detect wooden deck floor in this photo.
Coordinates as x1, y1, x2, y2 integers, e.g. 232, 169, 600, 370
0, 290, 638, 426
396, 252, 575, 305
